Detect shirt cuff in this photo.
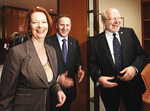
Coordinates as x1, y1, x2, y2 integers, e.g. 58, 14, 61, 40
57, 75, 60, 81
131, 66, 138, 75
96, 82, 100, 86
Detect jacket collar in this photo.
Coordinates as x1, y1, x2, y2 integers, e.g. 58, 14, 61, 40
100, 31, 116, 72
25, 39, 55, 87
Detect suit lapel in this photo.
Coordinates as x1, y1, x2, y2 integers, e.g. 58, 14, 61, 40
26, 39, 49, 87
53, 35, 66, 66
100, 32, 116, 71
45, 44, 57, 78
66, 36, 73, 66
119, 28, 128, 67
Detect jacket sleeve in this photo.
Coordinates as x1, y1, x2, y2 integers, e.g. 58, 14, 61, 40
87, 38, 101, 85
51, 80, 62, 96
129, 28, 147, 73
75, 40, 83, 74
0, 48, 22, 111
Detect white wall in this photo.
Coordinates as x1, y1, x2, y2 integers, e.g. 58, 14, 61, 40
99, 0, 142, 43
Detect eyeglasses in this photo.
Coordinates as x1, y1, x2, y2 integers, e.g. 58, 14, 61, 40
105, 17, 123, 21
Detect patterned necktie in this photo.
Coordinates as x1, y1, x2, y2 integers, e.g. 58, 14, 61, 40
62, 39, 67, 64
113, 33, 122, 72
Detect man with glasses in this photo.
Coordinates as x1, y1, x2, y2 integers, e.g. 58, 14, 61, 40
88, 8, 147, 111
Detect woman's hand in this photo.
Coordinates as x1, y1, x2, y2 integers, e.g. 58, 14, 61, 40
56, 91, 66, 107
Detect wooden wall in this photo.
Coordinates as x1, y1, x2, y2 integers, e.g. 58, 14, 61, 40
59, 0, 88, 111
0, 7, 29, 63
4, 7, 28, 37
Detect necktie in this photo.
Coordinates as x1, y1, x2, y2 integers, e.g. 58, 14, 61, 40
113, 33, 122, 72
62, 39, 67, 64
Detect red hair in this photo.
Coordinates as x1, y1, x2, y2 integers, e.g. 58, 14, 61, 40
24, 7, 53, 38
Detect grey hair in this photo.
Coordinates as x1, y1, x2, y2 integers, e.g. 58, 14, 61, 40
101, 9, 107, 20
101, 8, 120, 20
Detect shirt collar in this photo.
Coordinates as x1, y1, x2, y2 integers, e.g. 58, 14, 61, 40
105, 30, 120, 39
105, 30, 119, 36
56, 32, 68, 41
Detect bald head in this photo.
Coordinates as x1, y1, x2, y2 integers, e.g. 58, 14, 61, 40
101, 8, 121, 33
101, 8, 120, 21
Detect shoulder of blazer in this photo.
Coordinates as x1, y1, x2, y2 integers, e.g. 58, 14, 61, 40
9, 41, 27, 57
68, 36, 79, 45
45, 35, 56, 49
49, 34, 57, 39
45, 34, 57, 43
119, 27, 134, 33
89, 31, 105, 42
68, 36, 77, 40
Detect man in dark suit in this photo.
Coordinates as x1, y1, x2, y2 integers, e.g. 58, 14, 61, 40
45, 15, 84, 111
12, 25, 28, 47
88, 8, 147, 111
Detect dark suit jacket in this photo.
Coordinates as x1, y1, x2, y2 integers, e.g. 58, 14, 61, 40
88, 27, 147, 96
12, 34, 28, 47
0, 39, 61, 111
45, 34, 82, 102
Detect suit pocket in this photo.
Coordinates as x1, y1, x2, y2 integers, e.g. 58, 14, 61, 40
14, 94, 31, 111
14, 93, 31, 105
15, 88, 31, 105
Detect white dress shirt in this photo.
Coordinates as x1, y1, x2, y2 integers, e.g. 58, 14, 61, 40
56, 32, 68, 81
105, 30, 121, 64
56, 32, 68, 51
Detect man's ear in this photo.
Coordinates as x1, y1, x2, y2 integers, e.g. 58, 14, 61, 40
101, 19, 105, 26
56, 23, 58, 29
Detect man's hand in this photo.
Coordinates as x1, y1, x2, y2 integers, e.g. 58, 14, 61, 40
56, 91, 66, 107
58, 71, 74, 88
120, 66, 136, 81
98, 76, 118, 88
77, 65, 85, 83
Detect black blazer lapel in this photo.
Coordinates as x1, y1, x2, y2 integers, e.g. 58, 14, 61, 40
100, 32, 116, 71
66, 36, 73, 66
119, 28, 130, 67
26, 39, 49, 87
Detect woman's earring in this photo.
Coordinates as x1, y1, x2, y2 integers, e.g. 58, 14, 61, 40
29, 31, 32, 36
